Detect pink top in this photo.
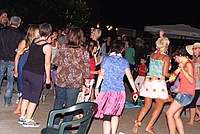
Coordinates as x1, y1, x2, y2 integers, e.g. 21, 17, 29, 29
179, 71, 195, 96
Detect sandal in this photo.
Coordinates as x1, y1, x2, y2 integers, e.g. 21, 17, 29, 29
13, 111, 21, 116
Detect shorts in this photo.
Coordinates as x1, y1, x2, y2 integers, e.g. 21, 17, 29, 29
22, 70, 44, 104
174, 92, 194, 106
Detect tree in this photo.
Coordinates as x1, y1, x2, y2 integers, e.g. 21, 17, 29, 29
65, 0, 91, 28
2, 0, 91, 29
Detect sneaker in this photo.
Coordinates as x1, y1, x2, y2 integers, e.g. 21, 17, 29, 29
22, 119, 40, 127
18, 117, 26, 125
4, 103, 12, 107
16, 98, 19, 104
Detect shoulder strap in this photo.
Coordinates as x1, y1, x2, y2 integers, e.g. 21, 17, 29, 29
162, 55, 167, 61
150, 53, 154, 58
34, 39, 50, 46
35, 39, 46, 44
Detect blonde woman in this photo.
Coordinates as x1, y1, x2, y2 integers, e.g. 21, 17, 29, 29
18, 23, 52, 127
90, 28, 102, 65
185, 43, 200, 125
133, 30, 171, 134
13, 24, 40, 115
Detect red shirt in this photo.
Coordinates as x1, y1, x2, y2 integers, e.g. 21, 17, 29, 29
90, 56, 96, 79
138, 64, 147, 76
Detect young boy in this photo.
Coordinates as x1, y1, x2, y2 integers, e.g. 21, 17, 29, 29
135, 57, 147, 90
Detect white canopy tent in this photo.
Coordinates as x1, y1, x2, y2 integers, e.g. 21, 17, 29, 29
144, 24, 200, 41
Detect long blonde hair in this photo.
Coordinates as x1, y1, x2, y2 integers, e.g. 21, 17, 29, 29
24, 24, 39, 48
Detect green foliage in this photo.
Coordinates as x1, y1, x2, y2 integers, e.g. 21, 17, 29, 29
65, 0, 91, 28
2, 0, 91, 28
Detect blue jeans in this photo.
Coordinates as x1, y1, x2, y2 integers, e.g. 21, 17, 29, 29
17, 50, 29, 97
53, 85, 80, 126
0, 60, 14, 104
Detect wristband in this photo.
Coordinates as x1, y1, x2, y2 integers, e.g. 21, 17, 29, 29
132, 91, 139, 95
95, 88, 99, 91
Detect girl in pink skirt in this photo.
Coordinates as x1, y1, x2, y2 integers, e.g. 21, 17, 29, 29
94, 40, 138, 134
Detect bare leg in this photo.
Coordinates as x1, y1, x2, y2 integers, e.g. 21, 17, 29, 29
133, 97, 152, 133
166, 100, 182, 134
111, 116, 119, 134
20, 99, 29, 117
90, 88, 95, 101
145, 99, 164, 134
26, 102, 37, 119
174, 107, 184, 134
195, 107, 200, 121
103, 120, 111, 134
196, 107, 200, 116
14, 98, 22, 115
186, 108, 195, 125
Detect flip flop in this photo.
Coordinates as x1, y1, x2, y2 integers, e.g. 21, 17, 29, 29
13, 111, 21, 116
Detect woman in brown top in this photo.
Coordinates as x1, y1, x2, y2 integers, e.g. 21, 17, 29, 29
52, 27, 90, 129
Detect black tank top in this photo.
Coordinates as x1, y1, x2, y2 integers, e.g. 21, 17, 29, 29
23, 40, 49, 75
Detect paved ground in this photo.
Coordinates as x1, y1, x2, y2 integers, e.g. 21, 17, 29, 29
0, 80, 200, 134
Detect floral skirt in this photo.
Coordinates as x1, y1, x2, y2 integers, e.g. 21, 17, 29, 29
94, 91, 125, 119
139, 76, 169, 99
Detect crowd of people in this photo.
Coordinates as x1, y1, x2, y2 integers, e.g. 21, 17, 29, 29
1, 9, 200, 134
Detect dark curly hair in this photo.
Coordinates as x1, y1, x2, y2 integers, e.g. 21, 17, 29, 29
171, 46, 187, 58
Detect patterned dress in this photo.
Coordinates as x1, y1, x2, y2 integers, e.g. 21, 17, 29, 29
94, 56, 129, 118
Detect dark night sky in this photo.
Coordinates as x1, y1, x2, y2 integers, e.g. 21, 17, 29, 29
96, 0, 200, 31
1, 0, 200, 32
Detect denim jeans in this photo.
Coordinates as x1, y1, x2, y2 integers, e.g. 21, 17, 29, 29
174, 92, 194, 107
53, 85, 80, 126
17, 50, 29, 97
0, 60, 14, 104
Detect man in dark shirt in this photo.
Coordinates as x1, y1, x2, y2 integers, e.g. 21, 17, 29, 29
0, 16, 23, 107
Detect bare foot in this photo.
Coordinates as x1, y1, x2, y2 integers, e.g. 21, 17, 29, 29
145, 127, 156, 134
186, 121, 194, 126
194, 117, 200, 122
133, 123, 139, 133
